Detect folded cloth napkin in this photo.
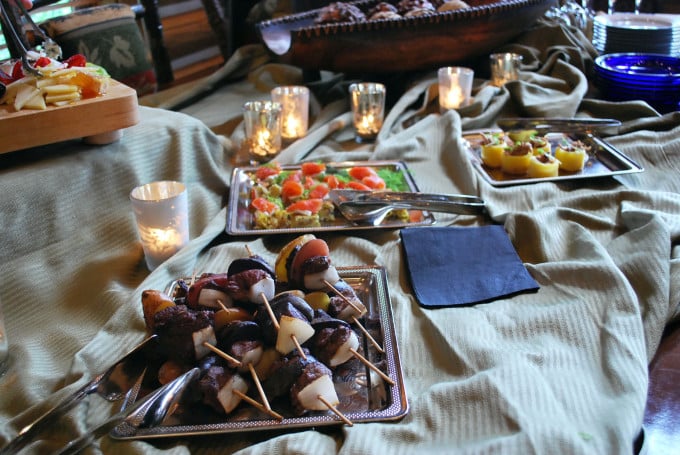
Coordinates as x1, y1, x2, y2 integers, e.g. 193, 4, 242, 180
400, 225, 539, 308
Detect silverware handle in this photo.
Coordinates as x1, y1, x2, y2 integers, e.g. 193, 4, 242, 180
0, 381, 99, 454
496, 117, 621, 133
342, 194, 486, 216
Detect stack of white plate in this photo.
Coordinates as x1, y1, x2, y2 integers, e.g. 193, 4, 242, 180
592, 13, 680, 56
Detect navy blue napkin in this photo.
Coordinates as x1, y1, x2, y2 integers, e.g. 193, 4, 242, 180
400, 226, 539, 308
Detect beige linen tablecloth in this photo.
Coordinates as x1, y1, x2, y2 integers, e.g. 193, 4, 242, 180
2, 16, 680, 455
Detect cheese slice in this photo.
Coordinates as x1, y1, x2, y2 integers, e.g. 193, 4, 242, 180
41, 84, 79, 95
22, 90, 47, 110
13, 84, 41, 111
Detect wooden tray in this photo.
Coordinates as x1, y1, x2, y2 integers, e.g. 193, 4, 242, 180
0, 80, 139, 154
256, 0, 557, 74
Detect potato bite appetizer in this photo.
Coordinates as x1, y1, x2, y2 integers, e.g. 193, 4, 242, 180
555, 141, 588, 172
501, 142, 533, 175
528, 153, 560, 178
480, 132, 509, 168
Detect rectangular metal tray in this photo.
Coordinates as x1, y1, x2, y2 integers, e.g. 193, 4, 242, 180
110, 266, 408, 440
463, 130, 644, 187
226, 160, 435, 236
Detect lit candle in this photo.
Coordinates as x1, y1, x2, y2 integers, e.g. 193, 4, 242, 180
271, 86, 310, 140
438, 67, 474, 111
490, 53, 523, 87
139, 226, 185, 265
349, 82, 386, 142
130, 181, 190, 271
243, 101, 282, 162
282, 115, 301, 139
357, 112, 378, 136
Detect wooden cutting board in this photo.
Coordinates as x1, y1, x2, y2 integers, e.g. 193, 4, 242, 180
0, 80, 139, 154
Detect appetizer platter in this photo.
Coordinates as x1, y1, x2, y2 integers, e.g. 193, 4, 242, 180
0, 80, 138, 154
110, 236, 408, 440
463, 129, 643, 187
256, 0, 557, 73
0, 53, 139, 154
226, 160, 436, 235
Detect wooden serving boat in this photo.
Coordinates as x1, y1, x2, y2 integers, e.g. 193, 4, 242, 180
257, 0, 559, 74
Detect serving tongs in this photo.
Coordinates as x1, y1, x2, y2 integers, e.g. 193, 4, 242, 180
0, 335, 158, 454
497, 118, 622, 135
55, 367, 200, 455
329, 190, 486, 225
0, 0, 61, 77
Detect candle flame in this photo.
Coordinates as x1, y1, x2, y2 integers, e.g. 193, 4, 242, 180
140, 226, 184, 256
282, 115, 301, 139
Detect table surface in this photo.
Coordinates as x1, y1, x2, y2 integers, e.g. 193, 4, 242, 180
1, 15, 680, 455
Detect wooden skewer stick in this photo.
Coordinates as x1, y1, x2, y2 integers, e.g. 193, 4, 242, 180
205, 339, 278, 416
202, 342, 242, 368
234, 389, 284, 421
351, 315, 384, 354
260, 293, 280, 330
290, 334, 306, 357
248, 363, 272, 411
317, 395, 353, 426
349, 347, 395, 386
245, 244, 254, 257
323, 279, 384, 353
260, 293, 307, 360
323, 280, 363, 315
216, 299, 229, 312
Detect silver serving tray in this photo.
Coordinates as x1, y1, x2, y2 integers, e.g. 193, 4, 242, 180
226, 160, 435, 236
463, 130, 643, 187
110, 266, 408, 440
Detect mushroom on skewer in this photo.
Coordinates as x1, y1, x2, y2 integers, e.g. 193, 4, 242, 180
257, 293, 315, 358
308, 309, 394, 386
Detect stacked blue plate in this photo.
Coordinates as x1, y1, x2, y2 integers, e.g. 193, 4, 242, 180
592, 13, 680, 56
594, 53, 680, 113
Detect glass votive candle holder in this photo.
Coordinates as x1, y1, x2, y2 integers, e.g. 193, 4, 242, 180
349, 82, 386, 142
438, 66, 474, 111
490, 52, 523, 87
271, 85, 310, 141
242, 100, 283, 163
130, 181, 190, 271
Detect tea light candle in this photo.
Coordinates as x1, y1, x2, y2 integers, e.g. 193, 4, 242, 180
349, 82, 386, 142
130, 181, 190, 271
438, 66, 474, 111
271, 86, 310, 140
243, 101, 283, 162
490, 52, 523, 87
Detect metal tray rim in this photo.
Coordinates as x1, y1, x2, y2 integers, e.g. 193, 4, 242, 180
110, 266, 409, 440
226, 160, 435, 236
463, 129, 644, 187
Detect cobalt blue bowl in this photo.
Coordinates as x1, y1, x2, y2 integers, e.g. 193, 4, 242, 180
594, 53, 680, 113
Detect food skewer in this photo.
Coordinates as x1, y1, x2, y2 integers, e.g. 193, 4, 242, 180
323, 279, 384, 354
206, 320, 272, 407
201, 341, 283, 420
260, 293, 308, 360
